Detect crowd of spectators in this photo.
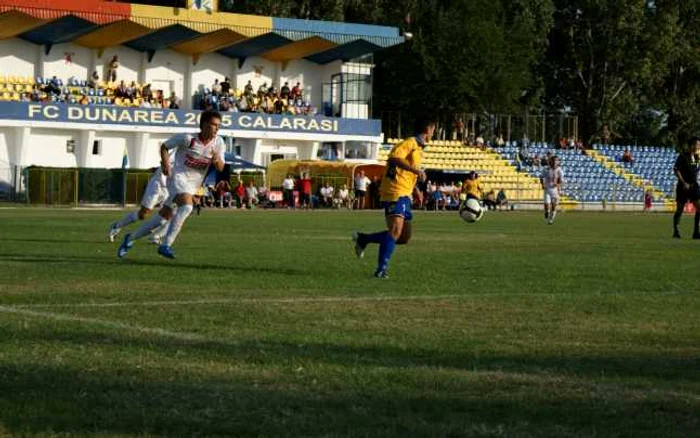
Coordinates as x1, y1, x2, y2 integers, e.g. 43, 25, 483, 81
4, 72, 180, 109
196, 77, 318, 116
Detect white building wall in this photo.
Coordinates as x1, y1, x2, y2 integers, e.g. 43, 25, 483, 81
42, 43, 91, 84
0, 38, 37, 80
191, 53, 235, 95
94, 132, 129, 168
145, 134, 171, 168
144, 50, 187, 106
27, 128, 79, 167
279, 59, 324, 107
235, 56, 276, 93
95, 46, 141, 85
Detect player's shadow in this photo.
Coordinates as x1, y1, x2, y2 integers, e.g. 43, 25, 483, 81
0, 252, 304, 276
0, 330, 696, 437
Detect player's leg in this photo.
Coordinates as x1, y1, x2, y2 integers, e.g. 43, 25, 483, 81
158, 193, 194, 258
673, 189, 686, 238
117, 205, 172, 258
692, 197, 700, 239
543, 190, 551, 220
396, 220, 412, 245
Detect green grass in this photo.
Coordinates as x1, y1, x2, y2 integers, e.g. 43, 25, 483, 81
0, 208, 698, 437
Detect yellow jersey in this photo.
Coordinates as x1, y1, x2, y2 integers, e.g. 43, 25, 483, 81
464, 179, 483, 199
379, 137, 423, 202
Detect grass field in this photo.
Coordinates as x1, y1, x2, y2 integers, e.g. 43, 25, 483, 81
0, 208, 698, 437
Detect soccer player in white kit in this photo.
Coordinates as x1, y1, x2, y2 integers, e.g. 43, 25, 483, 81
107, 152, 173, 243
541, 155, 564, 225
118, 110, 225, 259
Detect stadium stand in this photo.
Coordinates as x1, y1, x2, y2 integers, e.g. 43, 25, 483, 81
379, 139, 544, 201
591, 144, 676, 200
493, 143, 648, 203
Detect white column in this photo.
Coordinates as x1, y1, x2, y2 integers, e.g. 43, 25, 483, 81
309, 141, 320, 161
251, 139, 263, 165
35, 45, 44, 81
138, 52, 148, 85
128, 132, 151, 169
9, 127, 31, 167
184, 58, 193, 110
76, 130, 96, 168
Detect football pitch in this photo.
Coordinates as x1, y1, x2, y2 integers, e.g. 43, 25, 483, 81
0, 208, 698, 437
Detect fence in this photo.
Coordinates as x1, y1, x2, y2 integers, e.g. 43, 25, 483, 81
380, 111, 579, 145
25, 167, 154, 206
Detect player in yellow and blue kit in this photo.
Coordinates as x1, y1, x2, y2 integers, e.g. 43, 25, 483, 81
352, 117, 436, 278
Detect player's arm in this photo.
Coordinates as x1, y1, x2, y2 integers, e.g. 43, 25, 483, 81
212, 144, 225, 172
674, 167, 690, 190
160, 144, 172, 176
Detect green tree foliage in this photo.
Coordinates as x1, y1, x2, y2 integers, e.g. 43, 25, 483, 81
222, 0, 700, 146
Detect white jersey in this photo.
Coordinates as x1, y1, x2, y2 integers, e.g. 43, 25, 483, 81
163, 133, 225, 196
541, 167, 564, 189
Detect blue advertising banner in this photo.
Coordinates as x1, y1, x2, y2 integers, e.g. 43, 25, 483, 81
0, 102, 382, 136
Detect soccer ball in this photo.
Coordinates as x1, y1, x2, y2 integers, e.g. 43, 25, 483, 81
459, 198, 484, 223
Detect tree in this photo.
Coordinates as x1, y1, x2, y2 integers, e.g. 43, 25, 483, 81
542, 0, 651, 144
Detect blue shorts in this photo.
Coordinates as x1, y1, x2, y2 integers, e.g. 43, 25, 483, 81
383, 196, 413, 221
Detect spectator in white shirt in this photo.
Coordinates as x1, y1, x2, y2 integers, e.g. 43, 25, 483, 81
245, 181, 258, 208
212, 79, 222, 96
320, 183, 334, 207
334, 184, 351, 210
353, 170, 371, 210
282, 174, 295, 208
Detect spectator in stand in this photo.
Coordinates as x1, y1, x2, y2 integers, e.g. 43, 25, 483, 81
282, 174, 295, 208
127, 81, 138, 99
257, 182, 269, 206
431, 182, 445, 211
497, 188, 509, 210
219, 97, 231, 112
298, 172, 313, 210
169, 91, 179, 109
244, 80, 254, 96
258, 82, 267, 97
532, 153, 540, 168
221, 77, 231, 95
215, 179, 232, 208
335, 183, 351, 209
115, 81, 128, 98
622, 149, 635, 164
483, 190, 497, 211
108, 55, 119, 82
46, 76, 61, 95
88, 70, 99, 88
320, 183, 334, 207
644, 189, 653, 213
281, 82, 291, 99
142, 83, 152, 101
519, 143, 531, 165
234, 180, 245, 208
476, 136, 486, 150
212, 79, 222, 96
368, 175, 380, 209
245, 181, 258, 208
268, 84, 277, 96
291, 82, 302, 99
353, 170, 371, 210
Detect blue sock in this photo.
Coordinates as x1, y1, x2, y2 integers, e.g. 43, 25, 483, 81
377, 231, 396, 272
360, 231, 385, 245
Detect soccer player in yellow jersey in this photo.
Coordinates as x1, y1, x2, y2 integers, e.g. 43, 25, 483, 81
352, 117, 436, 278
463, 171, 483, 201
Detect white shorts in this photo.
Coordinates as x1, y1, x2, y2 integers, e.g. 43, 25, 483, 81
164, 173, 201, 207
141, 177, 169, 210
544, 187, 560, 205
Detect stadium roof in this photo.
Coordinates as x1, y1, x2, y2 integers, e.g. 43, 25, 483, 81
0, 0, 404, 65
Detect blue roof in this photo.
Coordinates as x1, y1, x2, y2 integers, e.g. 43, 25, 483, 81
306, 39, 382, 64
21, 15, 99, 45
125, 24, 201, 52
218, 32, 292, 60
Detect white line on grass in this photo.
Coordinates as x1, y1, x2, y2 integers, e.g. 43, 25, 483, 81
4, 290, 695, 310
0, 305, 214, 343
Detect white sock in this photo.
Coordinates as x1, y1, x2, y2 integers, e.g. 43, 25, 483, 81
151, 221, 169, 239
162, 204, 193, 247
114, 211, 139, 228
131, 213, 168, 241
